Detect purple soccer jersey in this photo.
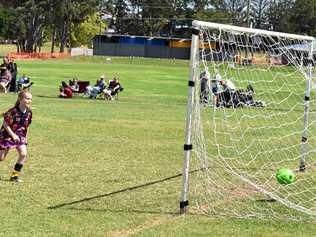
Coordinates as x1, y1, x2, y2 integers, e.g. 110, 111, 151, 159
0, 106, 32, 149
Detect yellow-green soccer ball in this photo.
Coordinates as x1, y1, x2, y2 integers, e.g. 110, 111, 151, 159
276, 168, 295, 185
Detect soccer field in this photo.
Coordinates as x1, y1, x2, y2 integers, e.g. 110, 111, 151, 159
0, 56, 315, 236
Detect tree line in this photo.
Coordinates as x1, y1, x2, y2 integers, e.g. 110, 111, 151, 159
0, 0, 315, 53
0, 0, 101, 53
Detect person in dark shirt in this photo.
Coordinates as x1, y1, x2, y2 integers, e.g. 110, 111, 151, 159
103, 76, 123, 100
200, 71, 210, 104
69, 78, 79, 93
8, 58, 18, 92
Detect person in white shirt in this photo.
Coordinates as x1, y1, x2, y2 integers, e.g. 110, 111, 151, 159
219, 78, 236, 107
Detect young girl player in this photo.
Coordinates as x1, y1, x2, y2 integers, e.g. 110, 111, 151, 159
0, 91, 33, 182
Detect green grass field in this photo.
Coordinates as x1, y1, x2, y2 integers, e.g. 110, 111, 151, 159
0, 56, 315, 236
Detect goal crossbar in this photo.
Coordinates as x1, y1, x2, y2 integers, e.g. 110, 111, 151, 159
193, 20, 315, 42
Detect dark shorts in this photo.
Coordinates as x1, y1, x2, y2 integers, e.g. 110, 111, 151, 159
212, 86, 219, 94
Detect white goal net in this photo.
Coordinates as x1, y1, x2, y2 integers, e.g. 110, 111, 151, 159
181, 20, 316, 221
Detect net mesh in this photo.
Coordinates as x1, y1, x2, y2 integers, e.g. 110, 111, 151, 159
190, 23, 316, 221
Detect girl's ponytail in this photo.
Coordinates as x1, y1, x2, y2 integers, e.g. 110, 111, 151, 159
15, 91, 27, 107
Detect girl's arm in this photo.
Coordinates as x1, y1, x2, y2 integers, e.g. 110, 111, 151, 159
3, 121, 20, 142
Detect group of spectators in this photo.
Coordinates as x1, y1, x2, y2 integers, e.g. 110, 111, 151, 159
59, 75, 123, 100
200, 70, 265, 108
1, 56, 124, 101
0, 57, 33, 93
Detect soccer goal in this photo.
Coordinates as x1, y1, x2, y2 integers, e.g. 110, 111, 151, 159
180, 20, 316, 221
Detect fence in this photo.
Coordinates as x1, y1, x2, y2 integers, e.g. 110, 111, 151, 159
93, 35, 193, 60
7, 52, 70, 60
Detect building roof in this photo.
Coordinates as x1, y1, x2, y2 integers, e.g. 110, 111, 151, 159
95, 33, 191, 41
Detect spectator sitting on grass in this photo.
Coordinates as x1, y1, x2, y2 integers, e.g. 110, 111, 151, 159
17, 74, 33, 92
59, 81, 73, 99
69, 77, 79, 93
103, 76, 123, 100
0, 68, 12, 93
85, 75, 106, 99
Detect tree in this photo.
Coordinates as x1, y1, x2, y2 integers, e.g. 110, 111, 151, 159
249, 0, 270, 29
216, 0, 248, 25
266, 0, 295, 32
114, 0, 129, 34
289, 0, 316, 36
70, 13, 107, 47
101, 0, 206, 36
0, 8, 11, 39
2, 0, 49, 52
1, 0, 99, 53
44, 0, 99, 52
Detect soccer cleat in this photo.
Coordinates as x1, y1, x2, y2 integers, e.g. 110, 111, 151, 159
10, 176, 21, 183
10, 171, 21, 183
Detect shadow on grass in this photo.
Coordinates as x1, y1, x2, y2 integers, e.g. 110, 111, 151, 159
47, 165, 282, 211
36, 94, 104, 101
256, 198, 277, 202
36, 95, 60, 99
48, 167, 206, 210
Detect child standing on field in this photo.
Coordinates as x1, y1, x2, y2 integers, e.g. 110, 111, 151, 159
0, 91, 32, 182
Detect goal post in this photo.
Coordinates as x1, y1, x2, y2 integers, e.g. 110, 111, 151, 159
180, 20, 316, 220
180, 28, 200, 214
300, 41, 314, 172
